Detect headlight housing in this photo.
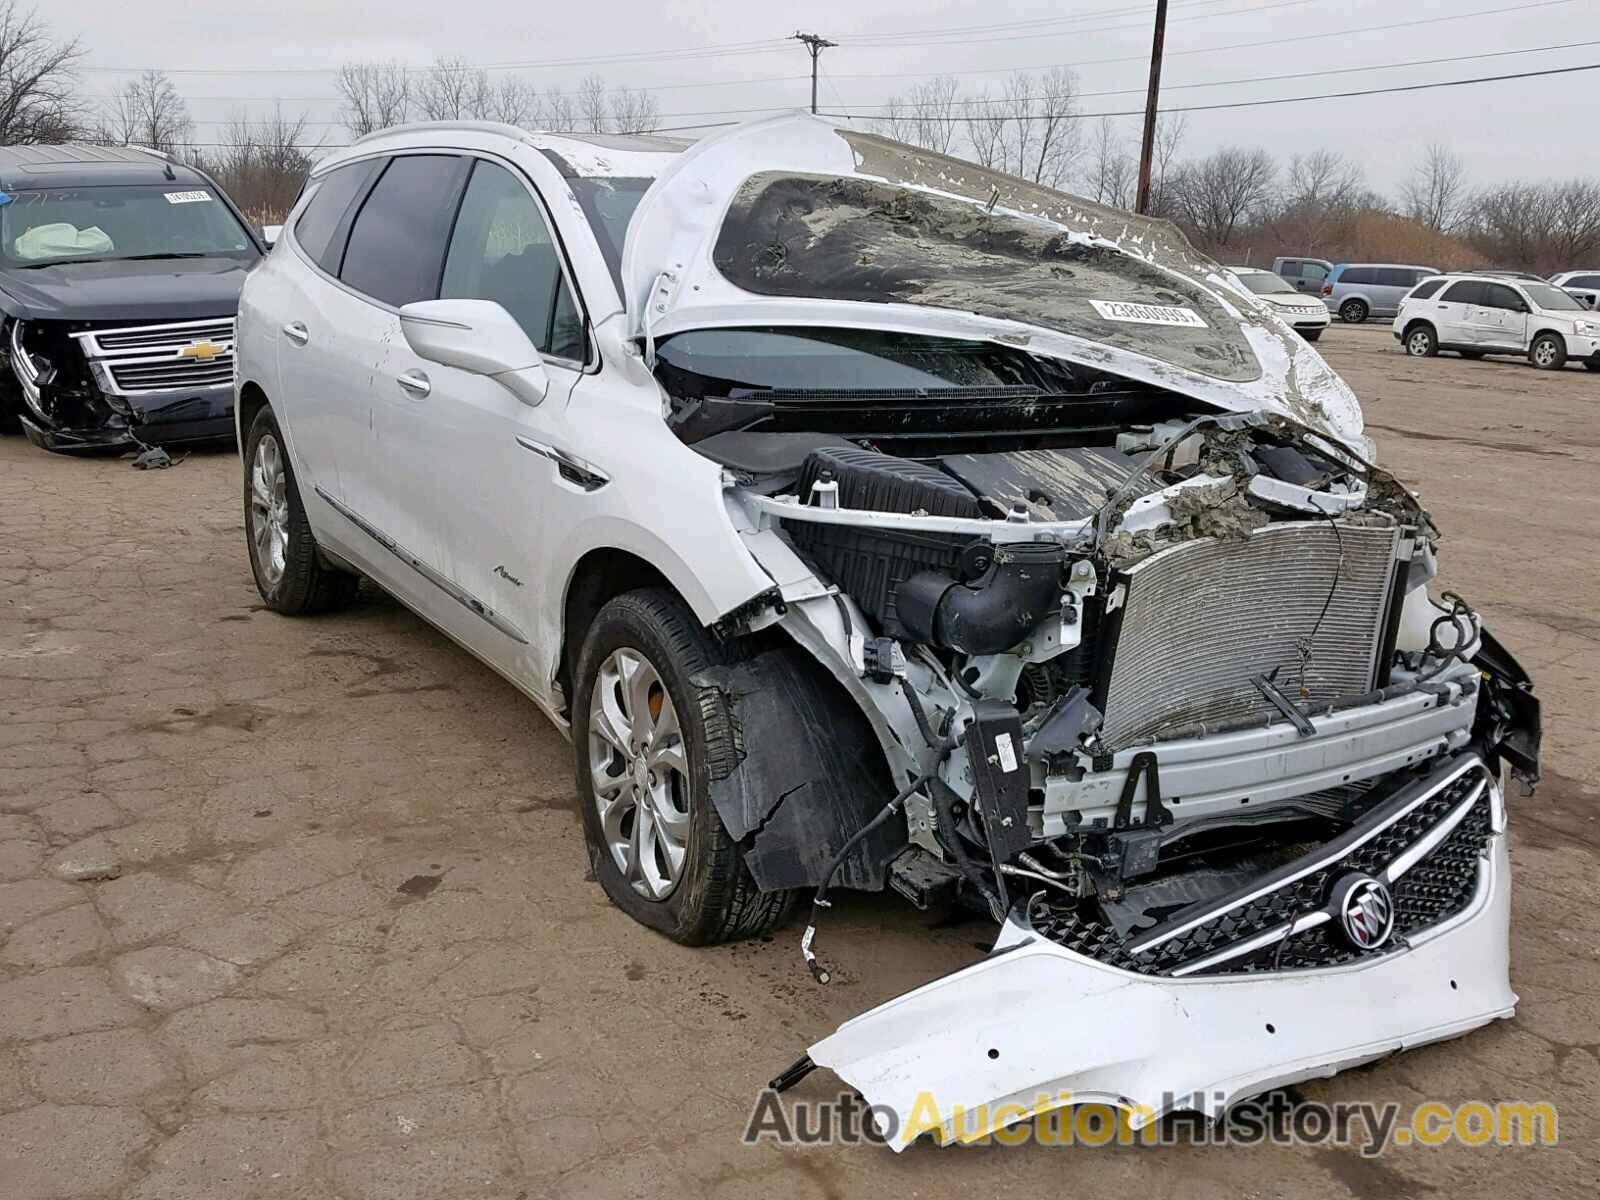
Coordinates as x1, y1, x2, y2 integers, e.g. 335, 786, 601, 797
1574, 320, 1599, 336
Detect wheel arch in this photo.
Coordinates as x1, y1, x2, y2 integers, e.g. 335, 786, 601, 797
235, 381, 271, 456
1402, 318, 1435, 340
1530, 327, 1567, 347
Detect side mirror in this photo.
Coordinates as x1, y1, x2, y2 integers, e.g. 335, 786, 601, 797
260, 225, 281, 247
399, 299, 549, 406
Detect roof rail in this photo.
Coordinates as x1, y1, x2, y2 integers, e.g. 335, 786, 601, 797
351, 119, 538, 149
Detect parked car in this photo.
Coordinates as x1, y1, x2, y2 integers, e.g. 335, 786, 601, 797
1321, 262, 1437, 323
1550, 268, 1600, 310
1228, 266, 1331, 339
1393, 273, 1600, 370
0, 143, 264, 453
235, 115, 1538, 1150
1270, 255, 1331, 294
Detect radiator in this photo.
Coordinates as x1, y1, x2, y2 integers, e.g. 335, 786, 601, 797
1098, 521, 1401, 750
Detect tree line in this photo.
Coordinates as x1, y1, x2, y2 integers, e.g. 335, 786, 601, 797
3, 2, 1596, 270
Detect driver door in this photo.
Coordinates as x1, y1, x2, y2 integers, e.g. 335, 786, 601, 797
1464, 282, 1529, 350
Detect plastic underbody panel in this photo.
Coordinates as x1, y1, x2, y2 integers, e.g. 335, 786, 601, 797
809, 752, 1512, 1151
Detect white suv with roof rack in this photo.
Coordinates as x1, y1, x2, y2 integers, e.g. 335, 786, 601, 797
233, 114, 1539, 1151
1393, 273, 1600, 370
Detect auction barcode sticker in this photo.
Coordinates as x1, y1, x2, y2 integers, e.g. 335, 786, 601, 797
1089, 299, 1207, 328
164, 190, 213, 204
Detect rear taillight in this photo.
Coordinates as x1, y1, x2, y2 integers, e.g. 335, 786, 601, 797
1321, 282, 1333, 296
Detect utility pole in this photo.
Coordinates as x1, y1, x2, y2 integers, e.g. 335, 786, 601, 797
1134, 0, 1169, 215
791, 31, 837, 115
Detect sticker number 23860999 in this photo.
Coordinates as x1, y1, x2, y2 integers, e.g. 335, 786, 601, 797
1089, 299, 1207, 328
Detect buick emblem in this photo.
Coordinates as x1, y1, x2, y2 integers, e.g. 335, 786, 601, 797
1332, 873, 1395, 950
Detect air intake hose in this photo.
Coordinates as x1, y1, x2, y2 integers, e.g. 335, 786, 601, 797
897, 542, 1066, 655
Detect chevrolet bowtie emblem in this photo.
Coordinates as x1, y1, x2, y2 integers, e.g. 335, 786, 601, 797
178, 340, 226, 360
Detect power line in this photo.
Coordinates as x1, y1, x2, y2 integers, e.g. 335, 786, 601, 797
824, 0, 1585, 82
105, 38, 1600, 127
75, 0, 1571, 78
822, 60, 1600, 124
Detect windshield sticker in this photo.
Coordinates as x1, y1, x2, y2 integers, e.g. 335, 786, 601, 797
164, 190, 213, 204
1089, 300, 1208, 328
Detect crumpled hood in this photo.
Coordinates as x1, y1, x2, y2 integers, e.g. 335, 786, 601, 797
0, 255, 252, 323
621, 113, 1363, 442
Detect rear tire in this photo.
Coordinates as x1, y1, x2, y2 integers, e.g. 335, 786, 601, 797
573, 588, 793, 945
1585, 360, 1600, 372
243, 406, 359, 614
0, 385, 21, 435
1339, 299, 1368, 323
1529, 333, 1566, 371
1404, 325, 1438, 357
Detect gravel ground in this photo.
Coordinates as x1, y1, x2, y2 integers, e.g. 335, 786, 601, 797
1, 322, 1596, 1199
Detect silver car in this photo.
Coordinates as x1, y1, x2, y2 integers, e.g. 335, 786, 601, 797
1322, 262, 1437, 323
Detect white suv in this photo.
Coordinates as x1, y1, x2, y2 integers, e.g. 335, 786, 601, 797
1394, 273, 1600, 370
235, 115, 1538, 1147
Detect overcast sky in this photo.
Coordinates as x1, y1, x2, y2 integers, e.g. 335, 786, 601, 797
62, 0, 1600, 196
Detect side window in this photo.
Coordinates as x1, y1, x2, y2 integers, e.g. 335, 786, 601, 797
1441, 281, 1483, 306
1482, 283, 1523, 311
1409, 279, 1444, 301
1343, 268, 1374, 286
1573, 274, 1600, 288
1304, 262, 1328, 285
1377, 268, 1413, 288
340, 155, 467, 308
1278, 260, 1300, 278
440, 159, 586, 361
293, 159, 381, 273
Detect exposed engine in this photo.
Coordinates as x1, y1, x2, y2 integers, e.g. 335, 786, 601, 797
701, 404, 1538, 982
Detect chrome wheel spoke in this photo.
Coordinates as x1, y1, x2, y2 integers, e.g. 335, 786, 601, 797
250, 435, 288, 587
589, 645, 691, 900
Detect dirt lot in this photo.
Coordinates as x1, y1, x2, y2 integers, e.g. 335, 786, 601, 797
2, 322, 1597, 1199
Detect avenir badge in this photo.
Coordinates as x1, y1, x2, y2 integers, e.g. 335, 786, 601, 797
1089, 299, 1208, 328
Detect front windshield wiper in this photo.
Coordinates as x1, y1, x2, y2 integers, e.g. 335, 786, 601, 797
11, 251, 216, 269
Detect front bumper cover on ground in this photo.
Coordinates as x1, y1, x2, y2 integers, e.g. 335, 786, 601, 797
808, 758, 1514, 1151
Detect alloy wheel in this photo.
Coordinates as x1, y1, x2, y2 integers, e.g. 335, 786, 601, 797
1532, 339, 1559, 368
1407, 331, 1432, 356
249, 434, 290, 588
588, 647, 691, 899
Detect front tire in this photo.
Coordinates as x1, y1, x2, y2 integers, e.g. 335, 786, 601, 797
1529, 333, 1566, 370
1404, 325, 1438, 357
1340, 299, 1369, 323
1301, 329, 1322, 343
573, 588, 793, 945
243, 406, 358, 614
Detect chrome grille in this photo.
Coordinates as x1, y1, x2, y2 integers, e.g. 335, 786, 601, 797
72, 318, 236, 395
1099, 521, 1400, 749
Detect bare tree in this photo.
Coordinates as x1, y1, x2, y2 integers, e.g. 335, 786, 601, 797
204, 106, 317, 221
1169, 146, 1278, 249
958, 69, 1082, 188
609, 86, 659, 134
335, 61, 409, 136
1143, 111, 1188, 218
1466, 178, 1600, 273
482, 75, 534, 126
105, 70, 192, 155
1082, 116, 1134, 209
416, 56, 478, 121
0, 2, 84, 143
877, 74, 960, 156
538, 87, 575, 131
1401, 143, 1469, 234
576, 74, 609, 133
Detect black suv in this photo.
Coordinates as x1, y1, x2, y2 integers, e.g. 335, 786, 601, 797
0, 144, 263, 454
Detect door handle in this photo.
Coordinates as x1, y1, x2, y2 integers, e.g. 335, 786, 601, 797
396, 369, 431, 399
282, 321, 309, 346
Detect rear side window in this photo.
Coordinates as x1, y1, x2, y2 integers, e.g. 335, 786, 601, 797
293, 159, 381, 272
1441, 280, 1484, 305
1375, 268, 1414, 287
340, 155, 468, 308
1482, 283, 1524, 311
1409, 279, 1445, 300
440, 159, 585, 361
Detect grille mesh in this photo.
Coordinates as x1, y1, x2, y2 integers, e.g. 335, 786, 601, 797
1099, 521, 1400, 749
